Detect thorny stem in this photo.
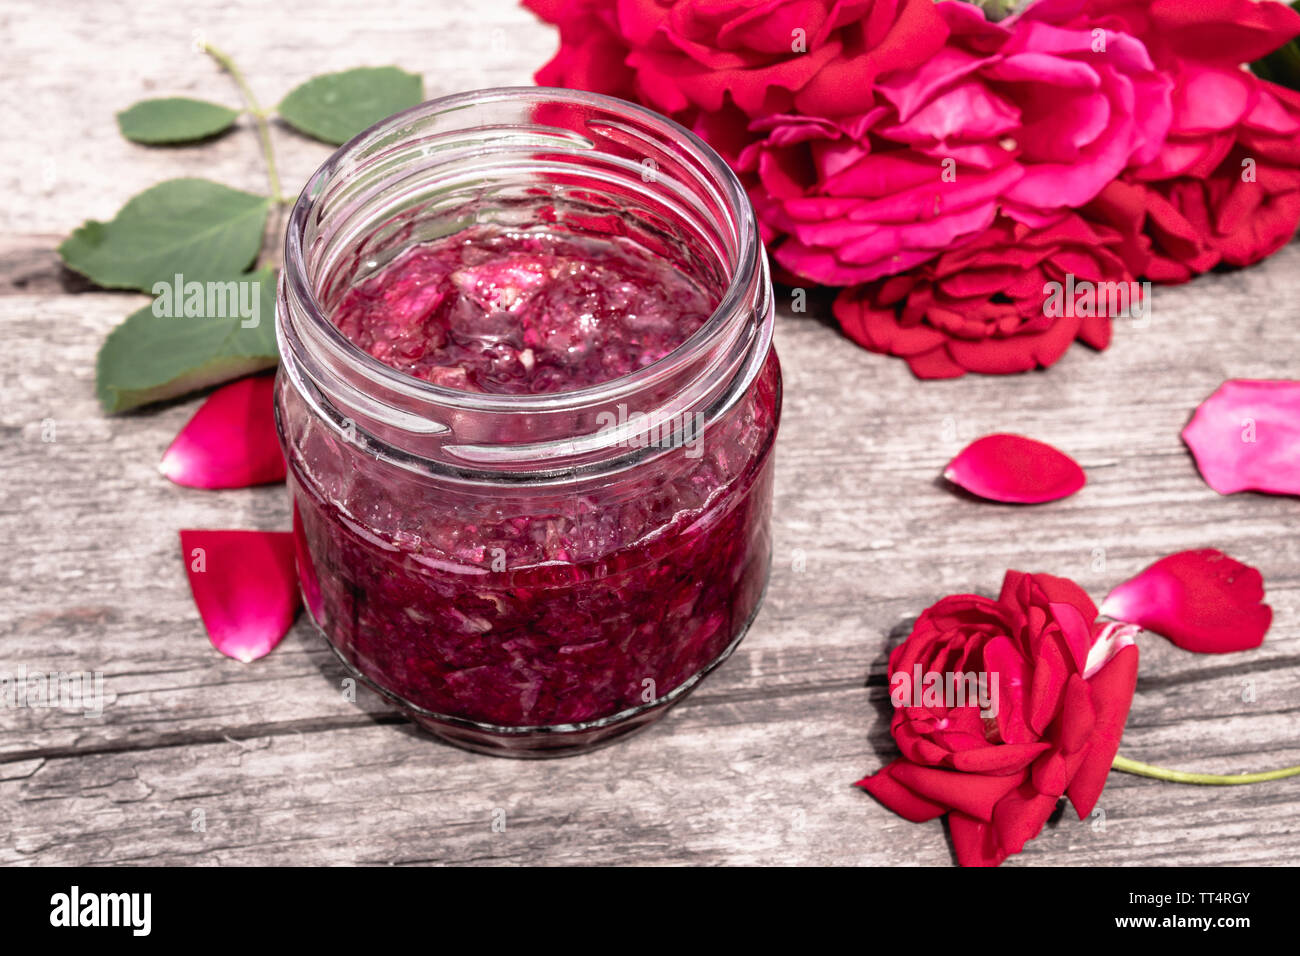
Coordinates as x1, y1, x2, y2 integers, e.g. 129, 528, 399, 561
1113, 753, 1300, 785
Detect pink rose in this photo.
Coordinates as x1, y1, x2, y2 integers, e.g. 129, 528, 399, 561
524, 0, 1300, 381
995, 0, 1172, 214
746, 0, 1171, 286
739, 107, 1024, 283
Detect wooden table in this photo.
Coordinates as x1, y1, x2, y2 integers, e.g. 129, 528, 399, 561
2, 0, 1297, 866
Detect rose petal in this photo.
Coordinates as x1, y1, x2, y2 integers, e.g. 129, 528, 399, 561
160, 374, 286, 489
1053, 675, 1097, 758
948, 811, 1007, 867
1026, 636, 1068, 735
1083, 620, 1140, 679
1067, 644, 1139, 819
983, 634, 1032, 745
1181, 379, 1300, 496
990, 784, 1059, 860
944, 434, 1086, 503
1099, 549, 1272, 653
179, 529, 301, 662
854, 760, 948, 823
949, 741, 1049, 774
888, 762, 1025, 823
1048, 600, 1092, 673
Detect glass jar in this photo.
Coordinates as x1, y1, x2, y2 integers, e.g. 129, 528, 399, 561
275, 88, 780, 757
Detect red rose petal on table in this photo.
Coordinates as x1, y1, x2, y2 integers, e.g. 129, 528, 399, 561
179, 530, 301, 662
1099, 549, 1272, 653
160, 374, 286, 489
1181, 379, 1300, 496
943, 434, 1086, 503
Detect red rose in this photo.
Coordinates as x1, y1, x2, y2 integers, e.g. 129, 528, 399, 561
832, 209, 1136, 378
525, 0, 637, 100
1089, 80, 1300, 282
620, 0, 947, 119
1082, 0, 1300, 67
1077, 0, 1300, 279
526, 0, 949, 164
857, 570, 1139, 867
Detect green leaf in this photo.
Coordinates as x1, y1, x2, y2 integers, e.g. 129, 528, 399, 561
116, 98, 240, 144
59, 179, 271, 292
278, 66, 423, 145
95, 268, 280, 413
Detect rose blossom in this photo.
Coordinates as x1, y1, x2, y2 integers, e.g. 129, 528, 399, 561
1075, 0, 1300, 280
523, 0, 1300, 380
524, 0, 637, 102
743, 0, 1171, 286
857, 570, 1139, 867
832, 206, 1136, 378
616, 0, 946, 119
526, 0, 949, 165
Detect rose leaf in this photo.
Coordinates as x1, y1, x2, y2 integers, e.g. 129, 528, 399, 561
278, 66, 424, 145
95, 267, 279, 413
59, 178, 271, 292
116, 98, 241, 144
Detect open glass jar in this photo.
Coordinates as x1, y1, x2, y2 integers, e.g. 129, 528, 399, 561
275, 88, 780, 756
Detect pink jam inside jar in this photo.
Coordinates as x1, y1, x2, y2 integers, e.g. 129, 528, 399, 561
276, 89, 780, 756
331, 225, 717, 394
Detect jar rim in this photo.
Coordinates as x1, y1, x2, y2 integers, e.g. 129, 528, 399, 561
282, 85, 762, 416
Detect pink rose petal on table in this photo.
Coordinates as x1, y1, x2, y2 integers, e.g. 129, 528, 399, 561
943, 434, 1086, 503
1181, 379, 1300, 496
160, 374, 286, 489
179, 530, 301, 662
1099, 549, 1272, 654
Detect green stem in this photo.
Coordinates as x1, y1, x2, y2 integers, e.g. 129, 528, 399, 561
202, 43, 286, 204
1113, 753, 1300, 785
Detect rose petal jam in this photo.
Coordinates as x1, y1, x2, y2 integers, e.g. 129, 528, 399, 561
331, 226, 717, 394
277, 90, 779, 756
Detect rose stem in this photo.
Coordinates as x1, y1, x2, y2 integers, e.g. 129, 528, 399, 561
201, 42, 289, 270
201, 43, 287, 206
1112, 753, 1300, 785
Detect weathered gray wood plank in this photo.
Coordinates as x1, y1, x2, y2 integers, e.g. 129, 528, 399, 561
0, 0, 1297, 866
